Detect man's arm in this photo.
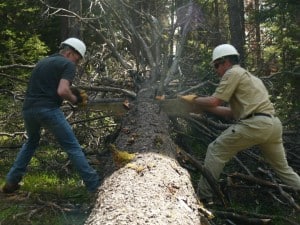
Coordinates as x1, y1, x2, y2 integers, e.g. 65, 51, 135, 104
194, 96, 234, 119
194, 96, 221, 107
205, 106, 234, 119
57, 79, 77, 104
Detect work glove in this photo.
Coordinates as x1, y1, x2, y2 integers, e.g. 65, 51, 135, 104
155, 95, 165, 101
70, 87, 88, 106
178, 94, 198, 103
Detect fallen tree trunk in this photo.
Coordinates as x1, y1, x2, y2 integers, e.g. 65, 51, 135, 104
85, 88, 202, 225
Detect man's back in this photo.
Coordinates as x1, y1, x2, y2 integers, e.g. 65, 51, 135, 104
23, 53, 75, 109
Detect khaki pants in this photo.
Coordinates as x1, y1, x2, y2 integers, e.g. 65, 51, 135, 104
199, 116, 300, 199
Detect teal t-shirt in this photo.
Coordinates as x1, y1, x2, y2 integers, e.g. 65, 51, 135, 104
23, 53, 76, 109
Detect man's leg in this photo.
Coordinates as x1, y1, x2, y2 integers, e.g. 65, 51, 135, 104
198, 122, 260, 199
259, 117, 300, 189
5, 110, 41, 191
43, 108, 100, 192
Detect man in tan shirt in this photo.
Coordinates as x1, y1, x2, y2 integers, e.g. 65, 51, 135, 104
181, 44, 300, 203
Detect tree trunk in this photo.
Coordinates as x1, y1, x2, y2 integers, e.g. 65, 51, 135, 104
226, 0, 245, 65
59, 0, 82, 40
254, 0, 261, 68
68, 0, 82, 38
85, 88, 201, 225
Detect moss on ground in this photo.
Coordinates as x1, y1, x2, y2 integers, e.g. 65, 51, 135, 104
0, 145, 93, 225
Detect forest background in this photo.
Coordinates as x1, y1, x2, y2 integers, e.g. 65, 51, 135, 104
0, 0, 299, 225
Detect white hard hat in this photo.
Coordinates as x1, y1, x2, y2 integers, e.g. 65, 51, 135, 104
212, 44, 239, 62
61, 37, 86, 58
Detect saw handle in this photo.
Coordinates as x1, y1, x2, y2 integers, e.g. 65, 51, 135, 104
178, 94, 198, 103
70, 87, 88, 106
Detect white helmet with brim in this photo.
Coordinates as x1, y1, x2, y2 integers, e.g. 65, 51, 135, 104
212, 44, 239, 62
60, 37, 86, 58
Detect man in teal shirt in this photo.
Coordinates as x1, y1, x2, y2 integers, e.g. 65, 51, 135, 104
3, 38, 100, 193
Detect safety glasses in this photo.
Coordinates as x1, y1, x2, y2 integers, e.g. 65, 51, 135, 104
213, 60, 224, 69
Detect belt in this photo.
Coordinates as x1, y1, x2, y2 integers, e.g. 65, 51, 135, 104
242, 113, 272, 120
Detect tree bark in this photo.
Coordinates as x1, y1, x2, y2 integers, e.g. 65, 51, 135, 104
85, 88, 202, 225
69, 0, 82, 38
226, 0, 245, 65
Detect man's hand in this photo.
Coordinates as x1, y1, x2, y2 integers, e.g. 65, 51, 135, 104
70, 87, 88, 106
178, 94, 198, 103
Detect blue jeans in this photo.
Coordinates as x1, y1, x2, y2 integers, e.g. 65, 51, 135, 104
6, 107, 100, 192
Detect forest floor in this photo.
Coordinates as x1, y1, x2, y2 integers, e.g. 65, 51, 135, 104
1, 144, 299, 225
0, 146, 104, 225
184, 145, 300, 225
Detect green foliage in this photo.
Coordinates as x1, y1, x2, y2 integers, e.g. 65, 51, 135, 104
0, 0, 49, 65
0, 145, 91, 225
259, 0, 300, 70
0, 0, 50, 93
0, 96, 23, 133
0, 32, 48, 75
268, 71, 300, 129
23, 173, 84, 196
22, 35, 49, 63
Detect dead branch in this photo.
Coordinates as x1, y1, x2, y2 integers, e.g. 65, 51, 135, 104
213, 210, 272, 225
69, 115, 114, 125
267, 190, 288, 205
178, 148, 228, 207
89, 98, 126, 104
228, 172, 295, 191
0, 72, 28, 83
79, 85, 137, 98
233, 156, 253, 176
40, 0, 133, 69
217, 209, 300, 225
184, 116, 217, 138
176, 80, 218, 96
0, 64, 35, 70
190, 113, 231, 130
0, 132, 26, 137
261, 168, 300, 212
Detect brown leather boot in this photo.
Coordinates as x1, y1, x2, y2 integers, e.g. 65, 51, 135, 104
2, 183, 20, 193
